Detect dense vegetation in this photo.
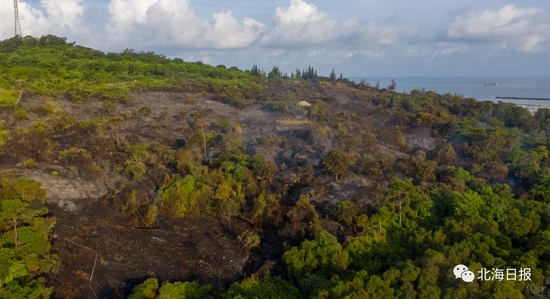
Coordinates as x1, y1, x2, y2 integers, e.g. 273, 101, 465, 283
1, 35, 550, 298
0, 177, 58, 299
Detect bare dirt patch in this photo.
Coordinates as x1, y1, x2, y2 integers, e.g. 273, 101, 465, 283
2, 166, 110, 213
406, 127, 436, 151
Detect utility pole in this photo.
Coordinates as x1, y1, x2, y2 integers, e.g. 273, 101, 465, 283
14, 0, 23, 37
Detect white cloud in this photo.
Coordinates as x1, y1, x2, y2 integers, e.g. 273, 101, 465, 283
518, 35, 547, 53
104, 0, 264, 49
260, 0, 416, 48
0, 0, 87, 40
447, 4, 550, 52
344, 51, 357, 59
260, 0, 338, 46
359, 50, 384, 60
202, 12, 264, 49
427, 51, 439, 63
355, 20, 417, 46
437, 42, 468, 55
275, 0, 325, 24
1, 0, 417, 53
405, 49, 429, 57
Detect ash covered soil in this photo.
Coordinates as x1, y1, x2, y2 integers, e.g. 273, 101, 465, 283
0, 83, 435, 298
31, 92, 300, 298
47, 203, 255, 299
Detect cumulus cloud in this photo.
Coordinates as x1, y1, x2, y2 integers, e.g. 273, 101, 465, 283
0, 0, 87, 40
2, 0, 417, 53
104, 0, 264, 49
259, 0, 338, 46
260, 0, 416, 48
518, 35, 547, 53
447, 4, 550, 52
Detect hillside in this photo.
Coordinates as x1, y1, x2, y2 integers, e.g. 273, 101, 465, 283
1, 35, 550, 299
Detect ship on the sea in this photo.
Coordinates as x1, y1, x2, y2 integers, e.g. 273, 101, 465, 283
484, 82, 498, 86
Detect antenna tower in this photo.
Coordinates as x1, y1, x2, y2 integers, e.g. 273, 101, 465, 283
13, 0, 23, 37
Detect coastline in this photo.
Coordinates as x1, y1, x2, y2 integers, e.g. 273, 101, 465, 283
514, 103, 549, 115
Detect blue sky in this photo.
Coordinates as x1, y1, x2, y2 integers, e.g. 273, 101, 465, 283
2, 0, 550, 77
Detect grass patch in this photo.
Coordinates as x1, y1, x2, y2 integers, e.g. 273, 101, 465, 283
0, 88, 18, 106
42, 98, 65, 114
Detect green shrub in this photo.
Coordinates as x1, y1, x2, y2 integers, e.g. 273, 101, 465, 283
320, 149, 352, 181
30, 104, 55, 116
66, 87, 94, 102
0, 177, 59, 299
101, 100, 116, 113
225, 274, 302, 299
25, 158, 35, 168
221, 85, 246, 107
125, 161, 147, 179
334, 200, 360, 226
238, 230, 261, 250
0, 89, 18, 106
14, 108, 29, 119
0, 125, 8, 148
128, 278, 159, 299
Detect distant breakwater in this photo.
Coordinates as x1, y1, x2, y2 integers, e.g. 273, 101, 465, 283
496, 96, 550, 101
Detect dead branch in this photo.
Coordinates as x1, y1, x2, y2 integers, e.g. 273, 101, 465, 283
15, 90, 23, 106
58, 237, 100, 299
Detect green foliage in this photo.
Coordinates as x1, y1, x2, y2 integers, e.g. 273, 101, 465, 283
286, 194, 321, 237
225, 274, 302, 299
58, 147, 102, 179
436, 144, 457, 165
320, 149, 352, 181
251, 191, 283, 228
215, 117, 232, 131
452, 190, 484, 218
0, 35, 263, 106
128, 278, 213, 299
271, 93, 298, 113
29, 104, 54, 116
0, 177, 58, 299
0, 89, 18, 106
124, 143, 150, 178
334, 200, 360, 226
159, 175, 206, 218
156, 281, 213, 299
238, 230, 261, 250
14, 108, 29, 119
25, 158, 35, 168
220, 85, 247, 107
102, 100, 117, 113
128, 278, 159, 299
283, 231, 349, 280
0, 125, 8, 148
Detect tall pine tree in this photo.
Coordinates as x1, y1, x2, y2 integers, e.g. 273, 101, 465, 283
329, 69, 336, 82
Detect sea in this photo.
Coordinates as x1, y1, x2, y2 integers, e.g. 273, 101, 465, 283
348, 77, 550, 106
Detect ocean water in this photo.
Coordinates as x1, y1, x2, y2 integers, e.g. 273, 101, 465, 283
348, 77, 550, 106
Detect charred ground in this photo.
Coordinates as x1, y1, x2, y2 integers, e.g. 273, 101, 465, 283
2, 36, 550, 299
